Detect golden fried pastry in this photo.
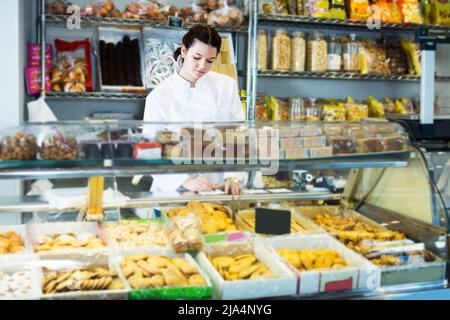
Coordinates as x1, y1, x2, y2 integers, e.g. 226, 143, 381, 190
167, 202, 237, 234
34, 232, 105, 253
0, 231, 24, 254
120, 253, 207, 289
103, 221, 169, 248
277, 248, 348, 271
42, 267, 123, 294
208, 254, 274, 281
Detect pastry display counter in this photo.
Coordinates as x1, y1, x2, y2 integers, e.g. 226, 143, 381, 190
0, 120, 447, 300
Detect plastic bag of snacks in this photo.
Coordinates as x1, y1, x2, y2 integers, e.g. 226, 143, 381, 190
330, 0, 347, 18
431, 0, 450, 25
40, 129, 79, 161
256, 94, 271, 120
366, 96, 385, 118
53, 39, 93, 92
28, 44, 53, 68
347, 0, 370, 20
199, 0, 233, 11
359, 40, 390, 75
267, 96, 290, 121
123, 0, 166, 20
400, 39, 421, 76
384, 37, 408, 75
81, 0, 121, 17
179, 2, 208, 24
168, 214, 203, 253
25, 67, 51, 95
207, 2, 244, 26
304, 0, 331, 17
399, 0, 424, 23
45, 0, 72, 15
345, 102, 369, 121
0, 131, 38, 161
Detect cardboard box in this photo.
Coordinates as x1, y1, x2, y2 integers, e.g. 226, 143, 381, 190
196, 240, 297, 299
281, 148, 309, 159
309, 146, 333, 158
280, 137, 303, 149
260, 234, 380, 296
302, 136, 327, 148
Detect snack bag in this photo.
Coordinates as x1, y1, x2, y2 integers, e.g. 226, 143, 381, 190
330, 0, 347, 18
123, 0, 165, 20
81, 0, 121, 17
46, 0, 72, 15
168, 214, 204, 253
28, 44, 53, 68
25, 66, 51, 95
207, 2, 244, 26
400, 39, 421, 76
431, 0, 450, 25
54, 38, 93, 91
179, 1, 208, 24
304, 0, 331, 17
399, 0, 424, 23
347, 0, 371, 20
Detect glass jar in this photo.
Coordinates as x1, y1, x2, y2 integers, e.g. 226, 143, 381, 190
289, 97, 304, 121
257, 29, 268, 71
302, 98, 321, 121
306, 32, 327, 72
272, 28, 291, 71
291, 31, 306, 72
343, 33, 360, 72
327, 34, 342, 71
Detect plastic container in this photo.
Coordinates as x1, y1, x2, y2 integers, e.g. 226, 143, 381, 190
356, 136, 385, 153
272, 28, 291, 71
302, 98, 321, 121
291, 31, 306, 72
327, 136, 357, 154
289, 98, 304, 121
0, 131, 38, 161
258, 29, 268, 71
40, 130, 79, 161
306, 32, 327, 72
343, 34, 360, 72
327, 34, 342, 71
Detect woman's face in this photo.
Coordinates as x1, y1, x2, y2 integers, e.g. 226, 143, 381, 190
181, 40, 218, 81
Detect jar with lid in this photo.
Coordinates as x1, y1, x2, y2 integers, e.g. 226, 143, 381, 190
343, 33, 360, 72
327, 34, 342, 71
271, 28, 291, 71
257, 29, 268, 71
306, 32, 327, 72
302, 98, 321, 121
289, 97, 304, 121
291, 31, 306, 72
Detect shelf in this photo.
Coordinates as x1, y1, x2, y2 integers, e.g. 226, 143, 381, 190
258, 71, 450, 82
45, 91, 148, 100
258, 14, 450, 33
0, 150, 412, 180
45, 14, 249, 34
386, 114, 450, 120
0, 191, 341, 213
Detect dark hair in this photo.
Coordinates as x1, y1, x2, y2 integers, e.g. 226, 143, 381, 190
173, 25, 222, 61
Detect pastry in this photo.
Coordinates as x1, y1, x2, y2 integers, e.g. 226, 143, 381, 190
208, 254, 274, 281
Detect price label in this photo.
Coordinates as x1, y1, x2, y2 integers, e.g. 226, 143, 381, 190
255, 207, 291, 235
167, 16, 184, 29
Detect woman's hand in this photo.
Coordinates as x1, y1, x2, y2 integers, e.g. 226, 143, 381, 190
182, 175, 215, 192
216, 177, 243, 195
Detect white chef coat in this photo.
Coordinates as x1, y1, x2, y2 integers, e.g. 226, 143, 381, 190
143, 71, 246, 192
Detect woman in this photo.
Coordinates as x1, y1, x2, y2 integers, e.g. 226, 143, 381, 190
144, 25, 245, 195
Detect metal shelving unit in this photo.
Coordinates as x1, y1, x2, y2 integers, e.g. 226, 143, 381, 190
258, 14, 450, 33
258, 71, 450, 82
46, 14, 249, 34
45, 91, 148, 100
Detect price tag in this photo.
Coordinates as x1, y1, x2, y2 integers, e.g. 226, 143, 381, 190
255, 207, 291, 235
167, 16, 184, 29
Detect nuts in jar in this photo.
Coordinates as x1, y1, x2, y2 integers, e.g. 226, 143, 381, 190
306, 32, 327, 72
258, 29, 268, 71
291, 31, 306, 72
272, 28, 291, 71
40, 131, 79, 160
0, 132, 38, 161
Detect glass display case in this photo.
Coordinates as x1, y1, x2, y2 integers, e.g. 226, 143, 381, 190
0, 120, 446, 300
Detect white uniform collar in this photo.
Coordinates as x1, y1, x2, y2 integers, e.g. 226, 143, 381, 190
174, 71, 208, 89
